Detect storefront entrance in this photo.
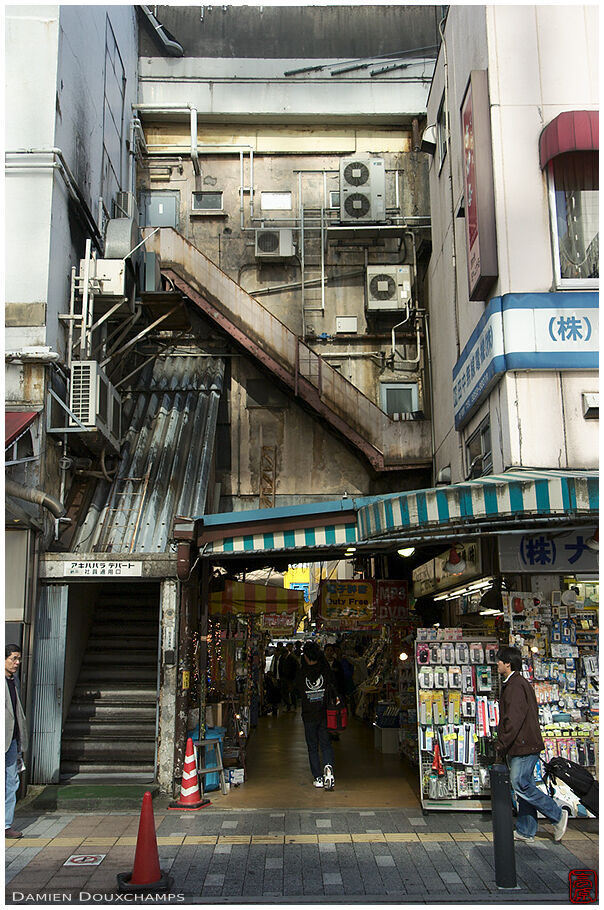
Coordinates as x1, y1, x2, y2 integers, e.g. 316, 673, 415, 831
207, 707, 420, 810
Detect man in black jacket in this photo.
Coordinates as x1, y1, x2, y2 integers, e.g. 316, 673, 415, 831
496, 646, 567, 843
295, 641, 336, 789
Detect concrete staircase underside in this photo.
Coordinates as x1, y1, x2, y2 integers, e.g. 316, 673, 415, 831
144, 228, 432, 472
60, 594, 159, 783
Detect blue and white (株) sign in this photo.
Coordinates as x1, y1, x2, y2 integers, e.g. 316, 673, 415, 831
453, 292, 599, 429
498, 529, 598, 573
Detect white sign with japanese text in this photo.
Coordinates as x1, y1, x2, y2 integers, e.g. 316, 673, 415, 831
453, 292, 598, 429
64, 561, 143, 577
498, 530, 598, 573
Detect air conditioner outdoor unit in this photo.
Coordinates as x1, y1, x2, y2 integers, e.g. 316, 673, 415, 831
340, 157, 386, 223
255, 228, 295, 259
69, 361, 121, 450
366, 265, 413, 311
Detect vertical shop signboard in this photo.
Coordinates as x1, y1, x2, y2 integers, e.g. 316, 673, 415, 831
376, 579, 409, 621
461, 70, 498, 300
319, 579, 376, 625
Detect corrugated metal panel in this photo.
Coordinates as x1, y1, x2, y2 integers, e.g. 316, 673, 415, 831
72, 356, 224, 553
29, 585, 68, 784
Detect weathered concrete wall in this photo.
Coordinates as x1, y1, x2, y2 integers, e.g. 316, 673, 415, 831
139, 5, 441, 59
157, 578, 179, 794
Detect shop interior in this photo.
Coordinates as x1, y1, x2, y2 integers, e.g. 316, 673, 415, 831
189, 540, 598, 813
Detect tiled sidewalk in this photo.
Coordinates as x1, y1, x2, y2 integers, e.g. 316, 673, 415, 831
6, 805, 598, 904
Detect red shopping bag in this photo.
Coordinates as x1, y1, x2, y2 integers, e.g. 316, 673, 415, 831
326, 705, 348, 731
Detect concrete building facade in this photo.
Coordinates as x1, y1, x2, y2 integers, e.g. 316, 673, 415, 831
425, 4, 599, 484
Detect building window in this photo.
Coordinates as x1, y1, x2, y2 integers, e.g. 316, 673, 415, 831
380, 382, 419, 417
329, 190, 340, 209
260, 191, 292, 211
192, 191, 223, 212
466, 418, 492, 478
548, 151, 598, 287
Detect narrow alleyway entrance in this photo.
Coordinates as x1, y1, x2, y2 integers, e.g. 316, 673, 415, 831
213, 709, 420, 809
60, 584, 160, 782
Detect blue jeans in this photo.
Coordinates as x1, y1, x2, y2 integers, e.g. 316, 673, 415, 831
5, 738, 20, 829
303, 718, 334, 779
509, 753, 562, 837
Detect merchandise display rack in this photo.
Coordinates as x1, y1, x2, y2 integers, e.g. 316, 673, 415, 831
415, 628, 500, 813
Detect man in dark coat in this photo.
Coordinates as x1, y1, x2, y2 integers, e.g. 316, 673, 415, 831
496, 646, 567, 843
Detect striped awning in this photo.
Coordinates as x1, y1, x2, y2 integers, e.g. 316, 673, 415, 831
357, 470, 599, 541
199, 500, 358, 557
209, 580, 304, 615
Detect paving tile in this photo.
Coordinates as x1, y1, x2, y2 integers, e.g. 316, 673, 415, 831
376, 854, 395, 867
440, 871, 463, 884
408, 817, 427, 826
204, 872, 225, 886
385, 832, 419, 842
315, 818, 332, 828
221, 820, 238, 829
352, 832, 385, 842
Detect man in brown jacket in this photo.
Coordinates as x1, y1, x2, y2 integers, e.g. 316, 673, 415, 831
496, 646, 567, 843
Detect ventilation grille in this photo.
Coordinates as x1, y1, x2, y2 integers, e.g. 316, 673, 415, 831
257, 231, 280, 254
344, 193, 371, 220
369, 274, 397, 300
70, 363, 95, 425
343, 161, 370, 187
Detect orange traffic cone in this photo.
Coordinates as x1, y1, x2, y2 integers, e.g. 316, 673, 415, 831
168, 737, 211, 810
117, 791, 173, 894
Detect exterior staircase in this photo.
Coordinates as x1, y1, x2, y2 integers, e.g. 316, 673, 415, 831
60, 592, 159, 782
144, 228, 431, 472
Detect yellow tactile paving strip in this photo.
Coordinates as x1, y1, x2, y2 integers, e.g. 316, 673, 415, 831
6, 831, 598, 848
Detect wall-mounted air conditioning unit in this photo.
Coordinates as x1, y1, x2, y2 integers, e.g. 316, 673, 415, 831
255, 228, 295, 259
366, 265, 413, 312
340, 157, 386, 223
69, 361, 121, 450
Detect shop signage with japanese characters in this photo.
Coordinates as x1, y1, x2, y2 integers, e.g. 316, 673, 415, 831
258, 612, 297, 634
498, 530, 598, 574
319, 579, 376, 624
453, 292, 598, 429
64, 561, 143, 577
413, 543, 481, 598
460, 70, 498, 300
375, 580, 409, 621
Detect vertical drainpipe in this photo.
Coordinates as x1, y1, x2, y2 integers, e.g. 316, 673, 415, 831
190, 106, 199, 176
198, 560, 210, 742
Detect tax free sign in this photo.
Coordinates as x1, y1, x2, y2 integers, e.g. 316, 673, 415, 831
453, 292, 598, 430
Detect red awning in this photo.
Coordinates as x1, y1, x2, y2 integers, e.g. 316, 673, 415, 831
6, 411, 38, 447
539, 110, 599, 169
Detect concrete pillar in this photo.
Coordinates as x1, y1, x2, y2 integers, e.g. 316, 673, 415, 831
157, 578, 179, 793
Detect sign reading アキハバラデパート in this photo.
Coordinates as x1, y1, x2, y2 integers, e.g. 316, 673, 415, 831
64, 561, 143, 577
453, 292, 598, 430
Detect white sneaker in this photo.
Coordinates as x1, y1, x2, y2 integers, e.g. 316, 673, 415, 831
323, 764, 335, 790
313, 777, 324, 788
513, 830, 535, 843
553, 809, 568, 842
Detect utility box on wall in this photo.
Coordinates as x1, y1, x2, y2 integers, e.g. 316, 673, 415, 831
366, 265, 413, 311
340, 157, 386, 223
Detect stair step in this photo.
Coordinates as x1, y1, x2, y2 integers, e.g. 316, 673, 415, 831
61, 740, 155, 760
87, 637, 157, 651
73, 685, 156, 702
77, 667, 157, 682
82, 652, 157, 666
68, 703, 156, 721
64, 721, 155, 738
94, 607, 159, 618
60, 762, 155, 777
59, 771, 156, 783
90, 623, 158, 637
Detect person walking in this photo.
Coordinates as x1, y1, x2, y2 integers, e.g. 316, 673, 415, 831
5, 643, 28, 839
295, 641, 337, 790
280, 642, 299, 711
496, 645, 568, 843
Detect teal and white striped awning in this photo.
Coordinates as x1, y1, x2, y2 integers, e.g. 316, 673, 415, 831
198, 499, 358, 557
357, 469, 599, 541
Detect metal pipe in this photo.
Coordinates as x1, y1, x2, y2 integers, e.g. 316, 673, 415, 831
67, 266, 76, 371
6, 478, 65, 519
80, 239, 92, 359
320, 207, 326, 314
140, 6, 184, 56
190, 107, 199, 175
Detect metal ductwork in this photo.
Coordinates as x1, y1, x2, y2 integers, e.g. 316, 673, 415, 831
5, 478, 66, 519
